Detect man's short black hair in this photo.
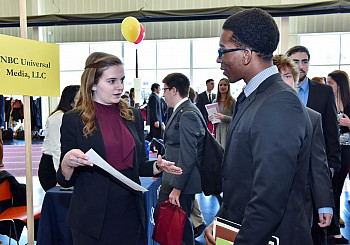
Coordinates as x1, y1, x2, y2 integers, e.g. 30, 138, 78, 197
162, 73, 190, 98
151, 83, 160, 92
206, 79, 214, 84
286, 45, 310, 61
222, 8, 279, 62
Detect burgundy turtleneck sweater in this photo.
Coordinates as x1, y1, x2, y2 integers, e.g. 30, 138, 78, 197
95, 101, 135, 170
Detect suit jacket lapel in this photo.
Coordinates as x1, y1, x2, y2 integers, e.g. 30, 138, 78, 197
226, 91, 257, 143
164, 100, 190, 141
225, 74, 281, 150
306, 79, 316, 108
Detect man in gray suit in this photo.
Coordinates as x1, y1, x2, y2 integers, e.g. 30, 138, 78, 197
155, 73, 206, 245
205, 8, 313, 245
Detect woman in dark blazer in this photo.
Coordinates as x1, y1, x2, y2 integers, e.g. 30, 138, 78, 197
326, 70, 350, 243
56, 52, 181, 245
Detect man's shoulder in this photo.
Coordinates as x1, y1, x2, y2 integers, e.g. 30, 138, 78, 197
306, 107, 321, 125
309, 79, 332, 93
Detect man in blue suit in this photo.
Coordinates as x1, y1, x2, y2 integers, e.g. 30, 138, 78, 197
205, 8, 313, 245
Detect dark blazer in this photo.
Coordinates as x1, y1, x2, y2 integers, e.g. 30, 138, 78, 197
56, 107, 154, 240
147, 92, 163, 139
195, 91, 216, 124
217, 73, 313, 245
161, 99, 205, 195
305, 108, 334, 226
306, 79, 341, 172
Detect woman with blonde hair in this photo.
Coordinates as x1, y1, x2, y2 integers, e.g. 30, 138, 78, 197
209, 78, 235, 147
56, 52, 181, 244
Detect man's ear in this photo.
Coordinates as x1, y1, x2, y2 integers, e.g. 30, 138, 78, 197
242, 49, 253, 66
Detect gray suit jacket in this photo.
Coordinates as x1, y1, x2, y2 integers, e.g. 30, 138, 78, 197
305, 108, 334, 225
160, 99, 205, 194
217, 73, 313, 245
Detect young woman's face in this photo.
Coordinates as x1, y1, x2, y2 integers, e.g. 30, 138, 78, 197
219, 80, 229, 94
71, 91, 79, 109
92, 65, 125, 105
326, 76, 338, 96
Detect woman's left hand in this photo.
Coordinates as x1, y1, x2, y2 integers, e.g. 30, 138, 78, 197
214, 112, 224, 120
339, 113, 350, 128
156, 155, 183, 175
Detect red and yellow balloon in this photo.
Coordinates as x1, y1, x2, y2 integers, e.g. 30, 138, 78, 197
121, 17, 145, 44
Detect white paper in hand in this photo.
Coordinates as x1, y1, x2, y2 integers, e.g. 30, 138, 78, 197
85, 149, 148, 192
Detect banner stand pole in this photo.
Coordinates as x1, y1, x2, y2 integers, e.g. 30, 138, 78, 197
19, 0, 35, 245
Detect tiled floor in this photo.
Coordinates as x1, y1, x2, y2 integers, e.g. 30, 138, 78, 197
0, 140, 349, 245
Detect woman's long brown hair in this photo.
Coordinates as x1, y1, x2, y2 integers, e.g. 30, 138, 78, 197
216, 78, 234, 109
75, 52, 134, 138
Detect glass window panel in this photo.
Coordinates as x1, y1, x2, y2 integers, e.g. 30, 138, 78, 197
193, 38, 220, 68
192, 68, 225, 94
340, 34, 350, 65
124, 69, 158, 101
59, 43, 90, 70
60, 71, 83, 93
89, 42, 122, 58
299, 34, 340, 65
124, 41, 157, 69
157, 40, 190, 69
339, 66, 350, 77
308, 66, 339, 80
157, 69, 191, 85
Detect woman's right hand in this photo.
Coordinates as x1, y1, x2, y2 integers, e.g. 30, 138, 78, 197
208, 115, 214, 122
61, 149, 93, 180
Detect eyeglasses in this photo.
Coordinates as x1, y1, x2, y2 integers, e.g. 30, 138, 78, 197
163, 87, 173, 91
217, 48, 259, 58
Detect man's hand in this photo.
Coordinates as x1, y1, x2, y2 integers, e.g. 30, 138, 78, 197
156, 155, 182, 175
154, 121, 160, 128
318, 213, 332, 227
169, 188, 181, 207
204, 222, 215, 245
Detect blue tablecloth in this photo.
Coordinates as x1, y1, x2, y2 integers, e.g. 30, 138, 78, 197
37, 177, 162, 245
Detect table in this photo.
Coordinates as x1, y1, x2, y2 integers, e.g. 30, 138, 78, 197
37, 177, 162, 245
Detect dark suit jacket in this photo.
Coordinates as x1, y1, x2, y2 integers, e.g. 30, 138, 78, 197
305, 108, 334, 226
217, 73, 313, 244
160, 99, 205, 195
147, 92, 163, 139
56, 107, 154, 239
195, 91, 216, 124
306, 79, 341, 172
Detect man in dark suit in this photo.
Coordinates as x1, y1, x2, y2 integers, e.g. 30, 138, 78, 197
273, 54, 334, 244
156, 73, 206, 245
286, 45, 343, 244
204, 8, 313, 245
195, 79, 216, 123
147, 83, 163, 140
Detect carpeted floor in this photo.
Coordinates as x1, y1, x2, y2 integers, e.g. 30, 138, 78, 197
1, 144, 42, 177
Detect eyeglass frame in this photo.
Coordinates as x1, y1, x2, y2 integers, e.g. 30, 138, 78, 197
162, 87, 173, 92
217, 48, 259, 58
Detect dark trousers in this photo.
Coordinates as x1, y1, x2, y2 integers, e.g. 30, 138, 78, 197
38, 154, 57, 191
156, 189, 195, 245
328, 145, 350, 235
311, 210, 327, 245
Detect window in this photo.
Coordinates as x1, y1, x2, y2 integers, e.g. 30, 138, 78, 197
299, 32, 350, 79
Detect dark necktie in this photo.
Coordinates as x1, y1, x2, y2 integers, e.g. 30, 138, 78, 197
233, 92, 246, 117
209, 93, 212, 102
